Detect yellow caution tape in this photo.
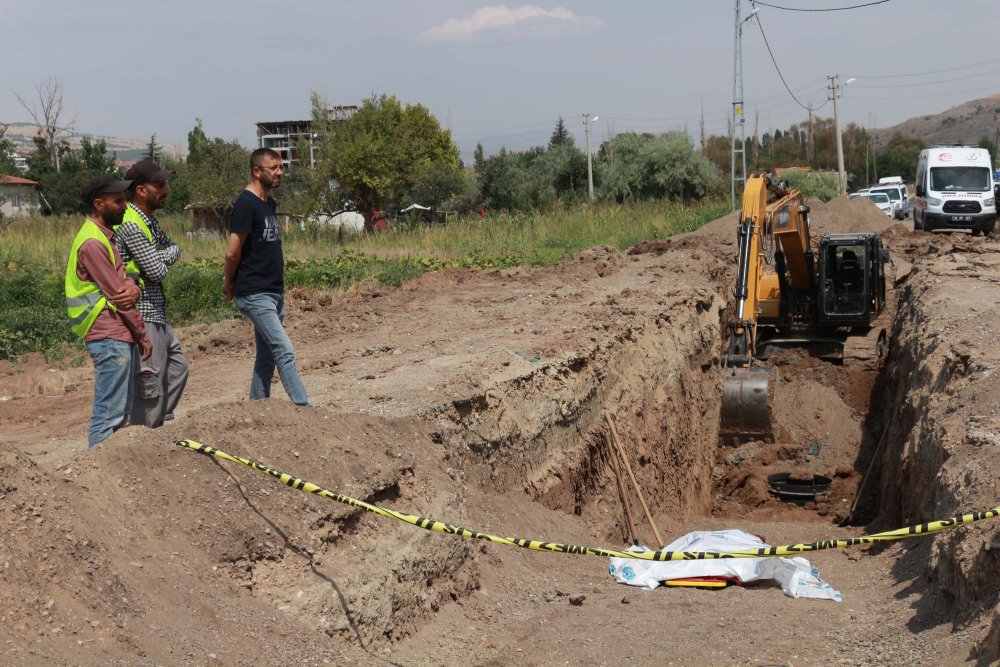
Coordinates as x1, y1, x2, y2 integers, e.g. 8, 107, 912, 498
176, 439, 1000, 561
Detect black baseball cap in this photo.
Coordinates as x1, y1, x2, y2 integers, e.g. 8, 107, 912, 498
125, 160, 174, 186
82, 176, 133, 207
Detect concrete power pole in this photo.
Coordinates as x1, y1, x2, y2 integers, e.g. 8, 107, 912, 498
583, 114, 596, 199
830, 74, 846, 194
730, 0, 750, 211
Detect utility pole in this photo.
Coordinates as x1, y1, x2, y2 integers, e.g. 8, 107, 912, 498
830, 74, 846, 194
730, 0, 753, 210
807, 107, 814, 169
583, 113, 596, 199
872, 111, 878, 183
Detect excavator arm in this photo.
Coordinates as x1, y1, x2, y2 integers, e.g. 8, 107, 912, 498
725, 175, 811, 365
720, 175, 810, 443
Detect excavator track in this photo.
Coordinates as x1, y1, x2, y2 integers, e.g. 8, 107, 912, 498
841, 327, 887, 370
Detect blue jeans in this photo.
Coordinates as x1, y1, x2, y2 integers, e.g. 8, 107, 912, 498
234, 292, 309, 406
86, 338, 138, 447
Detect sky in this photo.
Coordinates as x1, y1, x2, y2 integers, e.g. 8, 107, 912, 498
1, 0, 998, 160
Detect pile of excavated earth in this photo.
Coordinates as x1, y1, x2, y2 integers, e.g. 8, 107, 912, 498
2, 196, 1000, 665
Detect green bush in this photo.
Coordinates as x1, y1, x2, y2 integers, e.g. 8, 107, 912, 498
782, 171, 841, 202
0, 265, 74, 360
164, 259, 238, 325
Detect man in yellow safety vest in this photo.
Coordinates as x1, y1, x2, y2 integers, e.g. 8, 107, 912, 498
115, 160, 188, 428
65, 176, 152, 447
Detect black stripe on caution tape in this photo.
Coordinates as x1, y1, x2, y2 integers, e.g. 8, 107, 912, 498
175, 439, 1000, 561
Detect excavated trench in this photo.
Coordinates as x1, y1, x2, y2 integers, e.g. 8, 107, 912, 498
158, 216, 1000, 660
421, 213, 1000, 656
9, 204, 1000, 665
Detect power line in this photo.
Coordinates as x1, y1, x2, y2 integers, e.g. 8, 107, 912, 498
849, 84, 1000, 101
450, 120, 553, 138
751, 0, 890, 11
849, 68, 1000, 89
852, 56, 1000, 80
753, 13, 826, 112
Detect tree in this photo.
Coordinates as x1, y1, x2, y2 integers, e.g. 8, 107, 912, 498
187, 119, 210, 167
186, 139, 250, 204
477, 147, 534, 211
409, 161, 473, 210
76, 137, 116, 175
598, 132, 720, 203
312, 92, 462, 229
0, 125, 17, 176
144, 133, 163, 164
23, 137, 114, 215
876, 133, 923, 184
14, 77, 72, 172
549, 116, 572, 148
978, 135, 997, 161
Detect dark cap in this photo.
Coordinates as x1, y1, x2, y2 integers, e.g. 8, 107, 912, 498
125, 160, 174, 186
82, 176, 133, 207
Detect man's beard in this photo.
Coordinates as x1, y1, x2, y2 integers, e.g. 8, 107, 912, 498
102, 208, 124, 227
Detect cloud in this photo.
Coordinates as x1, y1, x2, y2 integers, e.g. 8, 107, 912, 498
422, 5, 604, 43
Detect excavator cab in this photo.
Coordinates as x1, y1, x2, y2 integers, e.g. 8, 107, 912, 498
817, 233, 887, 326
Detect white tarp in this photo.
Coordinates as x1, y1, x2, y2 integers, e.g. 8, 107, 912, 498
608, 529, 842, 602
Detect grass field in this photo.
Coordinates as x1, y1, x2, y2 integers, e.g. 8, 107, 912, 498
0, 199, 729, 360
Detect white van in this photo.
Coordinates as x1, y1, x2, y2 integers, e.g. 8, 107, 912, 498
914, 146, 997, 235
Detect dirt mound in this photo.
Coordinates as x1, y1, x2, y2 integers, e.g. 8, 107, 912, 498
812, 196, 908, 235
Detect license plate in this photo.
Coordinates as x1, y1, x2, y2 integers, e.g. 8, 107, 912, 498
951, 215, 972, 222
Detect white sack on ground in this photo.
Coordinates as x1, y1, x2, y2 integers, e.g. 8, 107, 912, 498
608, 529, 842, 602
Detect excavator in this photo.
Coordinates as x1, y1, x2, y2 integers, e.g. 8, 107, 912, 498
720, 174, 890, 443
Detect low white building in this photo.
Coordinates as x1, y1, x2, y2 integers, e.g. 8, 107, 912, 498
0, 174, 41, 219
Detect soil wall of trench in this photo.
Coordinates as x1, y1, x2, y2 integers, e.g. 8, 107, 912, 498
872, 236, 1000, 659
435, 277, 727, 542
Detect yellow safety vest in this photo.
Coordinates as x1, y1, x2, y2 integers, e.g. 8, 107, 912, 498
119, 204, 154, 286
65, 219, 121, 339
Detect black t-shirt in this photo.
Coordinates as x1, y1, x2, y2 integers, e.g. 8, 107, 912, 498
229, 190, 283, 296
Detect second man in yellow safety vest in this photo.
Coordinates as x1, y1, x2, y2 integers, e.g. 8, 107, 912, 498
115, 160, 189, 428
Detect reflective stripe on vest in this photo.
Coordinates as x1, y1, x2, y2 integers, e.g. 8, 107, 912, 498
65, 219, 120, 339
119, 205, 153, 287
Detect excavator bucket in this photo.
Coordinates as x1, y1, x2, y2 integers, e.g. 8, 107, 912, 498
720, 367, 774, 443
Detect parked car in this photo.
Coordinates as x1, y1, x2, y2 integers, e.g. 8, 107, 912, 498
879, 176, 909, 209
858, 192, 894, 217
868, 185, 908, 219
914, 146, 996, 235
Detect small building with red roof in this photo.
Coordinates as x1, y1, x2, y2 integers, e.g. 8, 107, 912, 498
0, 174, 41, 219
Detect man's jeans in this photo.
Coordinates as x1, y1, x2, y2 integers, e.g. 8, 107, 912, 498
234, 292, 309, 406
86, 338, 138, 447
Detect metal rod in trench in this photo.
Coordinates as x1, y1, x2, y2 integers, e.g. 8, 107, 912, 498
606, 411, 665, 548
604, 429, 639, 545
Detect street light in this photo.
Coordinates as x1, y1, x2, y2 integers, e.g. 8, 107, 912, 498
584, 114, 599, 199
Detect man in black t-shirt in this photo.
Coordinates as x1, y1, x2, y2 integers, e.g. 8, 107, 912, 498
222, 148, 309, 406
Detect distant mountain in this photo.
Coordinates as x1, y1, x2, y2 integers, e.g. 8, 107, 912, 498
1, 122, 179, 161
874, 95, 1000, 149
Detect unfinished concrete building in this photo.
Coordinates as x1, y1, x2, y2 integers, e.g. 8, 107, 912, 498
255, 105, 358, 171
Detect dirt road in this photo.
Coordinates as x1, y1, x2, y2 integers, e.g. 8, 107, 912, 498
2, 198, 999, 666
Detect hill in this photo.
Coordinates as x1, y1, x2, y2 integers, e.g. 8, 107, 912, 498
874, 94, 1000, 149
2, 121, 178, 161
